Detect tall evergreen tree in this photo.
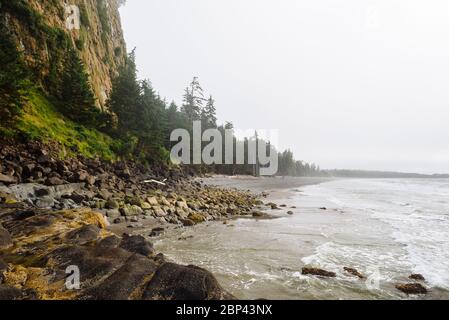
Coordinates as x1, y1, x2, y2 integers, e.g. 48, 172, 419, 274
181, 77, 204, 122
0, 19, 27, 125
108, 49, 141, 136
201, 95, 217, 128
137, 80, 167, 154
60, 49, 99, 126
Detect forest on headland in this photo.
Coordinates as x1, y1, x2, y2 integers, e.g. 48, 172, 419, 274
1, 0, 447, 179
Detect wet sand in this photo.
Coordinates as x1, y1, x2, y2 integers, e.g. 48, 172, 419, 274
200, 175, 334, 196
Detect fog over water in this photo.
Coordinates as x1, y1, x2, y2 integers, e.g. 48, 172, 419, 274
120, 1, 449, 174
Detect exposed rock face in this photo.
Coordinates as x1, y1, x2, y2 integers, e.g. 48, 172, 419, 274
0, 174, 17, 185
119, 235, 155, 257
2, 0, 127, 110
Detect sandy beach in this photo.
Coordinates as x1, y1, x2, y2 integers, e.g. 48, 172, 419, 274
199, 175, 333, 193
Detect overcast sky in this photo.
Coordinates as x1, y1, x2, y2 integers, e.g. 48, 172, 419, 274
119, 0, 449, 174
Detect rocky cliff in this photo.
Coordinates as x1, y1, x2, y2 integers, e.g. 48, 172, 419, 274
1, 0, 127, 110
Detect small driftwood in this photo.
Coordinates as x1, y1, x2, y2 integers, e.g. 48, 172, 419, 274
143, 179, 167, 186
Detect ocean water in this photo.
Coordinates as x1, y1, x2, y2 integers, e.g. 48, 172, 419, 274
154, 179, 449, 300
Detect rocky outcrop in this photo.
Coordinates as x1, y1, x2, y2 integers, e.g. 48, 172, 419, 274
0, 204, 234, 300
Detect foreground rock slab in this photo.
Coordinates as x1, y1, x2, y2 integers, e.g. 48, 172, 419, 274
0, 205, 234, 300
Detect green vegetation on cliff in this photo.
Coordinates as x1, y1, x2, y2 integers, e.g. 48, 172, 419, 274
0, 0, 119, 160
0, 18, 28, 127
17, 88, 119, 160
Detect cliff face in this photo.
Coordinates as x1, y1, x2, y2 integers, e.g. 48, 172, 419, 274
2, 0, 127, 110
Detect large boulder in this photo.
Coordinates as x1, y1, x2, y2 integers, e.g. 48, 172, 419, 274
46, 177, 64, 186
120, 204, 143, 216
34, 196, 55, 209
188, 213, 205, 224
0, 174, 17, 185
119, 235, 155, 257
146, 197, 159, 206
152, 206, 166, 217
143, 263, 235, 300
105, 199, 120, 210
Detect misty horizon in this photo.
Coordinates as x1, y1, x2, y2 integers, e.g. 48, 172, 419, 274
119, 0, 449, 175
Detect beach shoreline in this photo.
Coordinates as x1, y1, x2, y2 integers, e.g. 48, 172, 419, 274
154, 177, 449, 300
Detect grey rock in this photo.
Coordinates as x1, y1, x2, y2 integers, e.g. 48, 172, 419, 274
120, 235, 154, 257
35, 188, 50, 197
149, 227, 165, 237
47, 177, 64, 186
113, 217, 123, 224
35, 196, 55, 208
0, 174, 17, 185
67, 193, 85, 204
105, 199, 119, 210
105, 209, 121, 219
142, 263, 234, 300
120, 204, 143, 217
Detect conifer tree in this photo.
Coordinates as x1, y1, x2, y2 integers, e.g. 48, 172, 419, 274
137, 80, 167, 154
108, 49, 142, 136
201, 95, 217, 128
0, 19, 27, 125
181, 77, 204, 122
60, 49, 98, 126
